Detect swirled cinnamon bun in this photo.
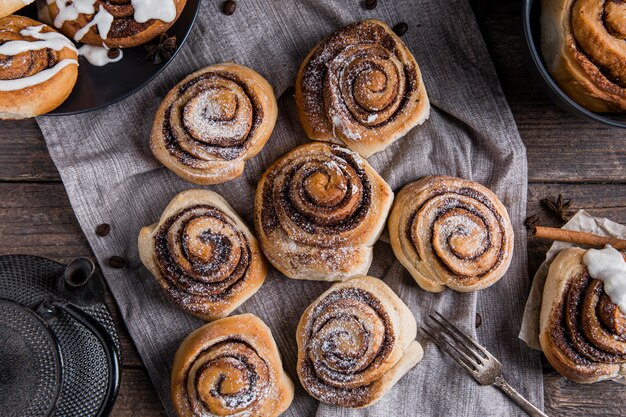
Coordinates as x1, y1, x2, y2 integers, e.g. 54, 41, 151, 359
172, 314, 294, 417
296, 19, 429, 158
1, 1, 35, 18
254, 142, 393, 281
296, 276, 423, 408
138, 189, 268, 320
45, 0, 187, 48
541, 0, 626, 112
388, 176, 514, 292
151, 63, 278, 185
0, 15, 78, 119
540, 247, 626, 383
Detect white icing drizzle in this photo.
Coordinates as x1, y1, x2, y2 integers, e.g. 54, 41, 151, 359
0, 59, 77, 91
583, 245, 626, 314
0, 25, 76, 56
73, 5, 113, 41
47, 0, 97, 28
22, 0, 35, 4
78, 44, 123, 66
131, 0, 177, 23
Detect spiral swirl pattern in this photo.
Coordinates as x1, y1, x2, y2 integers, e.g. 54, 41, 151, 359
296, 276, 421, 408
389, 176, 514, 292
540, 248, 626, 383
541, 0, 626, 112
47, 0, 186, 48
296, 19, 429, 157
139, 190, 267, 320
254, 142, 393, 281
0, 16, 78, 118
151, 63, 277, 185
172, 314, 294, 417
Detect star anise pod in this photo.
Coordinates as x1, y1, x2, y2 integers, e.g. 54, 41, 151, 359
542, 194, 573, 223
145, 33, 177, 65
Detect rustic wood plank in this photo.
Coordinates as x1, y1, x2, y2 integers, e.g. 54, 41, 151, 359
0, 120, 60, 182
109, 368, 165, 417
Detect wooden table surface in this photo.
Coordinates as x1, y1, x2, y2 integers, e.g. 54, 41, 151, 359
1, 1, 625, 416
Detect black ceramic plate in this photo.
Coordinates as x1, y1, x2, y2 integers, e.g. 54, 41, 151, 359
20, 0, 201, 116
522, 0, 626, 128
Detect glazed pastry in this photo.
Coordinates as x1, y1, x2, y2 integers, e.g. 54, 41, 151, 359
46, 0, 187, 48
296, 19, 429, 158
541, 0, 626, 112
151, 63, 277, 185
254, 142, 393, 281
1, 1, 35, 18
0, 15, 78, 119
172, 314, 294, 417
540, 247, 626, 383
296, 276, 423, 408
138, 189, 268, 320
388, 176, 514, 292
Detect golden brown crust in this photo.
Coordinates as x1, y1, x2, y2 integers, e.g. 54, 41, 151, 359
138, 189, 268, 321
388, 176, 514, 292
151, 63, 277, 185
295, 19, 429, 158
172, 314, 294, 417
0, 1, 34, 19
539, 248, 626, 383
0, 15, 78, 119
46, 0, 187, 48
296, 276, 422, 408
541, 0, 626, 112
254, 142, 393, 281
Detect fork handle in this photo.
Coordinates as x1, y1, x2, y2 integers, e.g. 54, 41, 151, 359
493, 375, 548, 417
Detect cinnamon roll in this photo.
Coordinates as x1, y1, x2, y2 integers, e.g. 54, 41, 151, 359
151, 63, 278, 185
254, 142, 393, 281
388, 176, 514, 292
1, 1, 35, 18
138, 189, 268, 321
541, 0, 626, 112
295, 19, 430, 158
0, 15, 78, 119
172, 314, 294, 417
540, 247, 626, 383
46, 0, 187, 48
296, 276, 423, 408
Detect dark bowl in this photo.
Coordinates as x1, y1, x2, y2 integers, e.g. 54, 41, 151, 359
522, 0, 626, 128
21, 0, 201, 116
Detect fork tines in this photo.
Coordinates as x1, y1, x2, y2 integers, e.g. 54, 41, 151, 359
422, 311, 497, 382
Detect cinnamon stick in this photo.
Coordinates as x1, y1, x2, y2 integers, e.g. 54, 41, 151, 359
532, 226, 626, 250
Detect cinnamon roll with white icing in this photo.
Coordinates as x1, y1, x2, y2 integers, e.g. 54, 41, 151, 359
46, 0, 187, 48
296, 19, 430, 158
151, 63, 278, 185
172, 314, 294, 417
254, 142, 393, 281
138, 189, 268, 321
0, 15, 78, 119
388, 176, 514, 292
296, 276, 423, 408
0, 1, 35, 19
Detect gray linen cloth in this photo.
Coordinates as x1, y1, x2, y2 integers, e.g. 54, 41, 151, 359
37, 1, 543, 415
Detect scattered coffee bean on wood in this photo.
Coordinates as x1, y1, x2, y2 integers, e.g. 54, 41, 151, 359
524, 214, 539, 230
363, 0, 378, 10
393, 22, 408, 36
108, 256, 126, 269
95, 223, 111, 237
475, 313, 482, 328
223, 0, 236, 15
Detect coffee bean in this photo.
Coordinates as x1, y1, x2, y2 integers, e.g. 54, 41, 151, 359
107, 49, 121, 59
363, 0, 378, 10
475, 313, 482, 328
95, 223, 111, 237
108, 256, 126, 269
223, 0, 236, 15
393, 22, 408, 37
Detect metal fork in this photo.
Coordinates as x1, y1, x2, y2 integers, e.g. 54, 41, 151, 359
422, 311, 548, 417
